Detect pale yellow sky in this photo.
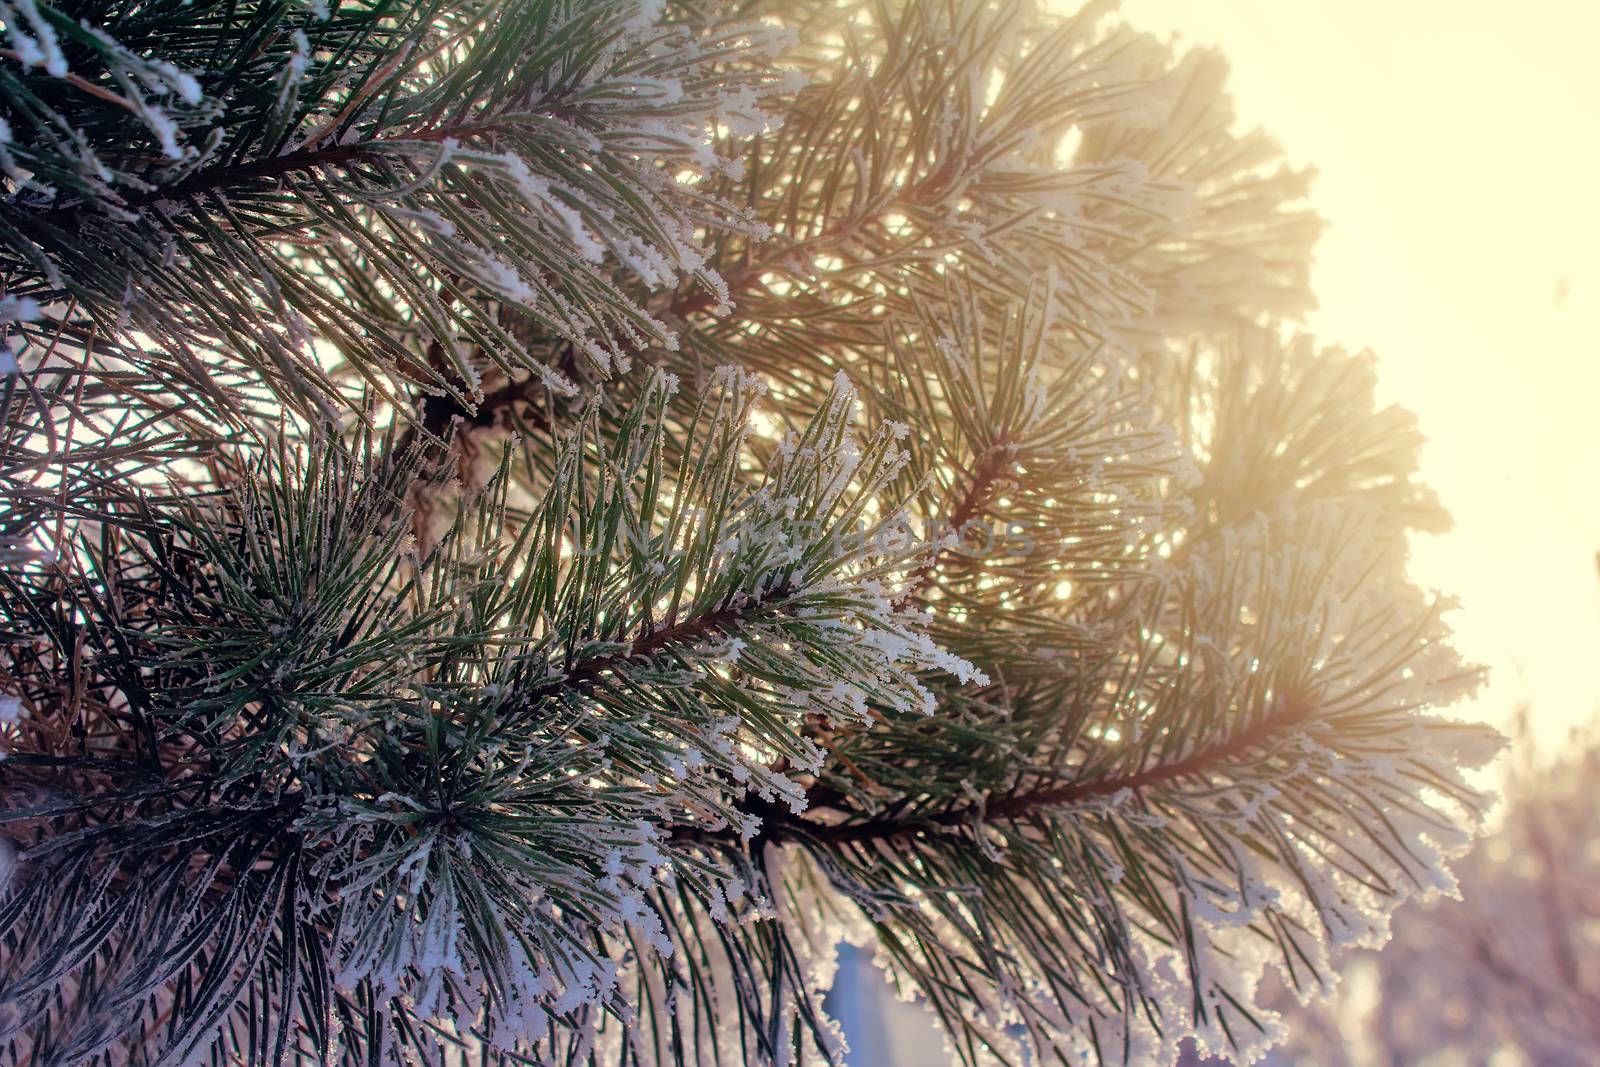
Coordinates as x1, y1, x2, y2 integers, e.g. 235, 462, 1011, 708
1115, 0, 1600, 746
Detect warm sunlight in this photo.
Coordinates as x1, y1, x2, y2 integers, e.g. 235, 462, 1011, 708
1117, 0, 1600, 746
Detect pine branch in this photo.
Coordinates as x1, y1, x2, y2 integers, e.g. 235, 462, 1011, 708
782, 691, 1314, 847
47, 124, 485, 218
548, 585, 796, 699
399, 221, 872, 438
4, 0, 785, 421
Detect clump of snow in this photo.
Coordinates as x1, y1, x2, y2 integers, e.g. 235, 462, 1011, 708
4, 0, 67, 78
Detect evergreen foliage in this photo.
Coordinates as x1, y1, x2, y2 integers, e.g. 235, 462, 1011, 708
0, 1, 1500, 1064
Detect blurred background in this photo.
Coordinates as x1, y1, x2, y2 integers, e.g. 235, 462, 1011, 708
832, 2, 1600, 1063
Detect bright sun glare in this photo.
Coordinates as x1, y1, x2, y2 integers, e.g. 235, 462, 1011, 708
1110, 0, 1600, 748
